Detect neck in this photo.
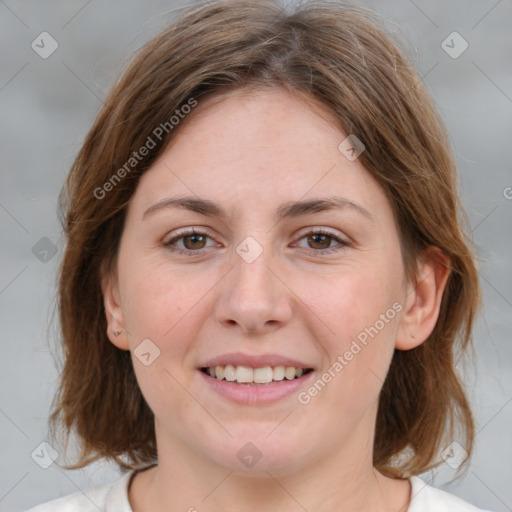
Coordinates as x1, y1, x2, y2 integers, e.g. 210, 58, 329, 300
129, 427, 411, 512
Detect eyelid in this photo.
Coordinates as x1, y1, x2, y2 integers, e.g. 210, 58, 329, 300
162, 227, 220, 254
294, 226, 349, 242
291, 227, 350, 253
163, 226, 214, 242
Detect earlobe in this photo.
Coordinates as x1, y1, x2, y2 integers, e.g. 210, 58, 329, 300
395, 247, 451, 351
101, 269, 130, 351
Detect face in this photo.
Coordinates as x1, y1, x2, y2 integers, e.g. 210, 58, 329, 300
104, 87, 411, 476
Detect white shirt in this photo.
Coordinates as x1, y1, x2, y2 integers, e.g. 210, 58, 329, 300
26, 471, 493, 511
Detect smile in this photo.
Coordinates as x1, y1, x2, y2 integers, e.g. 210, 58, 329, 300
201, 365, 313, 384
199, 365, 315, 405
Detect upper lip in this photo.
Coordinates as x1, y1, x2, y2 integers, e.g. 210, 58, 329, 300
200, 353, 313, 370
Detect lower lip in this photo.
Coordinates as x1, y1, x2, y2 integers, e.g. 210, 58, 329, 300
199, 370, 315, 405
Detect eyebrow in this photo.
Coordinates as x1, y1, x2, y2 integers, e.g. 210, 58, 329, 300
142, 195, 374, 222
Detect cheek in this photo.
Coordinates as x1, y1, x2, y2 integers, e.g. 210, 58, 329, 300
295, 263, 401, 411
119, 260, 219, 423
118, 257, 227, 405
120, 257, 216, 341
296, 261, 401, 346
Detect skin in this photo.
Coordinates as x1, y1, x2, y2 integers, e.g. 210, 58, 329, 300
103, 86, 450, 512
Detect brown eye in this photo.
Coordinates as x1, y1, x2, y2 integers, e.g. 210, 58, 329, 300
182, 233, 207, 250
163, 229, 216, 255
307, 233, 333, 250
294, 229, 349, 255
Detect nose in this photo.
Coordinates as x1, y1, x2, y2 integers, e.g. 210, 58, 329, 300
214, 245, 293, 335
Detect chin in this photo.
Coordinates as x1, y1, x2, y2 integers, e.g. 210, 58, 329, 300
207, 430, 312, 477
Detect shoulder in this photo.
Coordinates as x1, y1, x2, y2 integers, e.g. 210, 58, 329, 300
25, 471, 135, 512
409, 476, 494, 512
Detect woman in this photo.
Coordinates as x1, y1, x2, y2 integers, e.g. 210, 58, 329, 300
28, 1, 491, 510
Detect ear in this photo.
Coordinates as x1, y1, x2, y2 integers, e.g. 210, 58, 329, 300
101, 265, 130, 351
395, 247, 451, 350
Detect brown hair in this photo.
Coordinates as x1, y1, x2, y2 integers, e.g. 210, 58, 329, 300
51, 0, 480, 477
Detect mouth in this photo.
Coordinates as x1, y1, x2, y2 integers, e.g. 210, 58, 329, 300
200, 365, 314, 385
198, 363, 315, 405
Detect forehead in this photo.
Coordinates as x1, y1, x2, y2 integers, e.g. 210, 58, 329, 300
129, 87, 386, 220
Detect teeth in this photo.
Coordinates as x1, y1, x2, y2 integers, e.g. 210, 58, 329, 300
235, 365, 253, 383
203, 364, 309, 384
273, 366, 285, 380
224, 364, 236, 381
254, 367, 273, 384
285, 366, 296, 380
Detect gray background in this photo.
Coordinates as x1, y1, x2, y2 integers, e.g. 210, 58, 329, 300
1, 0, 511, 510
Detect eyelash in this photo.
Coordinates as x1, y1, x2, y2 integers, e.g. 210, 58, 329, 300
162, 228, 350, 257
